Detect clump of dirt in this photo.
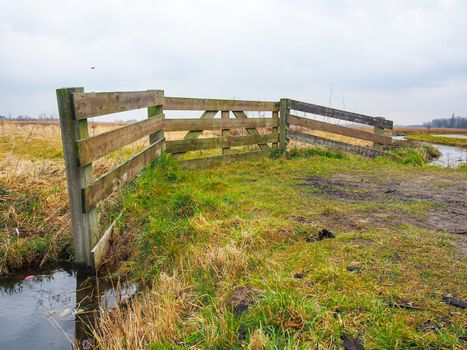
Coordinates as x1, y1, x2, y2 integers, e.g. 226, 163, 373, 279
227, 286, 260, 316
306, 228, 335, 242
300, 174, 467, 234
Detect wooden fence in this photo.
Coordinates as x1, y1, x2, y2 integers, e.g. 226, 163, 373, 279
57, 88, 392, 271
281, 98, 393, 157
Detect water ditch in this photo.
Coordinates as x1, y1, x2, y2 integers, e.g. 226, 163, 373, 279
0, 263, 137, 349
393, 135, 467, 167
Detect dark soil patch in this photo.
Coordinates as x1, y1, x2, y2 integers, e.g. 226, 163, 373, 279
227, 286, 260, 316
300, 174, 467, 234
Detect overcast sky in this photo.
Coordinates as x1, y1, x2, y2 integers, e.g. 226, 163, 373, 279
1, 0, 466, 124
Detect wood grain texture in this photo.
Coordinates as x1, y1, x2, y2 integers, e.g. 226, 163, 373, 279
57, 87, 94, 267
183, 111, 218, 140
272, 111, 279, 149
287, 99, 393, 129
165, 96, 279, 112
221, 111, 230, 155
232, 111, 270, 150
287, 114, 392, 145
179, 150, 269, 170
279, 99, 290, 150
82, 139, 165, 212
164, 117, 277, 131
287, 130, 391, 158
73, 90, 164, 119
166, 133, 278, 153
91, 211, 122, 270
77, 115, 164, 166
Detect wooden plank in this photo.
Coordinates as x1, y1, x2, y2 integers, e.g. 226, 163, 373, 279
287, 114, 392, 145
287, 130, 391, 158
179, 150, 270, 170
82, 139, 165, 212
184, 111, 218, 140
221, 111, 230, 155
73, 90, 164, 119
77, 115, 164, 166
232, 111, 270, 150
272, 111, 279, 149
148, 90, 164, 144
279, 99, 289, 150
287, 99, 393, 129
165, 96, 279, 112
91, 211, 123, 270
164, 117, 277, 131
57, 87, 95, 268
166, 133, 278, 154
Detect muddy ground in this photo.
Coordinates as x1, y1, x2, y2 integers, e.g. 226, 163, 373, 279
298, 173, 467, 235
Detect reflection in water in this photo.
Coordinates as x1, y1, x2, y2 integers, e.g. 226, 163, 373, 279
0, 264, 137, 350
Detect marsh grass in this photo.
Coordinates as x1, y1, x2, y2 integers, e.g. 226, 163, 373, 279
0, 121, 142, 274
405, 134, 467, 149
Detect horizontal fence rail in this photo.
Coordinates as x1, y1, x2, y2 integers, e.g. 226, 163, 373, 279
287, 114, 392, 145
164, 117, 277, 131
77, 114, 164, 166
83, 138, 165, 211
287, 99, 393, 129
164, 96, 279, 112
73, 90, 164, 119
166, 133, 278, 153
58, 87, 394, 273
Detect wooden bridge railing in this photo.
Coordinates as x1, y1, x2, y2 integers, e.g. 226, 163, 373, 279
57, 88, 393, 272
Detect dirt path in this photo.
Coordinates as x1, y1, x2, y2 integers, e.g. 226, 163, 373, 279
300, 172, 467, 235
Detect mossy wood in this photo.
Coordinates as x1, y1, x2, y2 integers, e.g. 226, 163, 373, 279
288, 114, 392, 145
179, 150, 269, 169
73, 90, 164, 119
166, 133, 277, 153
232, 111, 270, 150
287, 99, 393, 129
287, 129, 390, 158
164, 96, 279, 112
82, 139, 165, 212
164, 117, 277, 131
77, 114, 164, 166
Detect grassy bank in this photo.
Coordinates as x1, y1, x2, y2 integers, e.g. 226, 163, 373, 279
0, 120, 139, 274
405, 134, 467, 149
93, 151, 467, 349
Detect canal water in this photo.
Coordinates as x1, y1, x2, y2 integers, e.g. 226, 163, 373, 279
393, 135, 467, 167
0, 264, 137, 349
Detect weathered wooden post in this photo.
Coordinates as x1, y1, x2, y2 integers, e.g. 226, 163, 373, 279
272, 110, 279, 149
279, 99, 290, 151
373, 117, 387, 151
148, 90, 165, 144
57, 87, 99, 271
221, 111, 230, 154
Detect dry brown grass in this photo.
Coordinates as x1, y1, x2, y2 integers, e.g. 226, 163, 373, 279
395, 127, 467, 135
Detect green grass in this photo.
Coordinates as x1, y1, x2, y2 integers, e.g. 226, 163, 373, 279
98, 148, 467, 349
405, 134, 467, 149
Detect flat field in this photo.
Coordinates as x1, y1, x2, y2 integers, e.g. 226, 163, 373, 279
1, 120, 466, 349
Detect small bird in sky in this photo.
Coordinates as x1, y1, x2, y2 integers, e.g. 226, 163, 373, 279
90, 66, 95, 70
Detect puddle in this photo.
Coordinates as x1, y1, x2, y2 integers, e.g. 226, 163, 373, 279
0, 264, 137, 350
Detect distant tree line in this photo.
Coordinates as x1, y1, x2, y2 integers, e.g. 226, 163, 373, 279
0, 113, 58, 121
423, 113, 467, 129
